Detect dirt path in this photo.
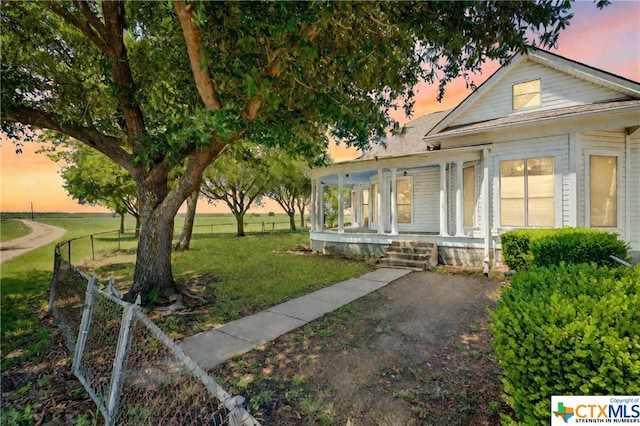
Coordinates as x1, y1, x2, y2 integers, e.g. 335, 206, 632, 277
0, 220, 67, 264
215, 269, 509, 425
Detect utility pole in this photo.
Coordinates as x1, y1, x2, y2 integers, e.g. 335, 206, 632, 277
30, 201, 34, 221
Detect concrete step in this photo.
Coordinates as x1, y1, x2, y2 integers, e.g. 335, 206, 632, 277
378, 257, 429, 270
386, 246, 431, 255
385, 251, 428, 261
380, 240, 439, 271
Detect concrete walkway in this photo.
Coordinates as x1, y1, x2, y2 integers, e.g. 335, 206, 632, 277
178, 268, 412, 370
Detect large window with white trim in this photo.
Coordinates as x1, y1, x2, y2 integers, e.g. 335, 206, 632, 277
500, 156, 555, 227
371, 183, 378, 223
463, 165, 476, 227
589, 155, 617, 228
396, 178, 412, 223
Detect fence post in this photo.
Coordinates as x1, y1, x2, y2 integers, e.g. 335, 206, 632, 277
48, 249, 60, 313
272, 222, 275, 232
117, 230, 121, 251
72, 275, 98, 375
68, 240, 72, 263
105, 299, 139, 425
90, 234, 95, 260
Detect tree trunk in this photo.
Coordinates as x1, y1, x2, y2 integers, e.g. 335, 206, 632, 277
288, 211, 296, 232
124, 185, 177, 303
236, 211, 245, 237
175, 184, 200, 250
134, 215, 140, 238
299, 208, 305, 229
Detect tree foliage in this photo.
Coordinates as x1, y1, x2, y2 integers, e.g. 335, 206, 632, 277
1, 0, 589, 301
45, 141, 139, 233
200, 143, 275, 236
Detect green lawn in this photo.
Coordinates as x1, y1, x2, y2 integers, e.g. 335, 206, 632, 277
0, 219, 32, 242
0, 213, 372, 368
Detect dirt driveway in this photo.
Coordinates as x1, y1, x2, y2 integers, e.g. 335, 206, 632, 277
0, 219, 66, 264
215, 268, 509, 425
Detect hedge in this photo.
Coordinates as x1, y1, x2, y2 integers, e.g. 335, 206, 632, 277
490, 263, 640, 424
501, 228, 629, 271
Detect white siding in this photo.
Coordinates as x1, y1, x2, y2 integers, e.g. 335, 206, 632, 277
576, 130, 626, 234
490, 134, 570, 229
630, 133, 640, 250
405, 167, 439, 233
452, 60, 627, 127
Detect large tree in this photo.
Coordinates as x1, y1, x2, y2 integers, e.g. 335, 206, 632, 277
1, 0, 588, 302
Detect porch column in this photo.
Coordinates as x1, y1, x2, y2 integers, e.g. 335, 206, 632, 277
377, 168, 385, 234
455, 160, 464, 237
439, 163, 449, 236
316, 178, 324, 231
390, 168, 399, 235
310, 179, 316, 232
482, 149, 491, 274
338, 173, 344, 233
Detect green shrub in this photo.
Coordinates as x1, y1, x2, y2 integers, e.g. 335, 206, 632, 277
490, 263, 640, 424
501, 228, 628, 270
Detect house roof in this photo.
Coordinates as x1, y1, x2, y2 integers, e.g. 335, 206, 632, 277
428, 98, 640, 140
358, 110, 451, 160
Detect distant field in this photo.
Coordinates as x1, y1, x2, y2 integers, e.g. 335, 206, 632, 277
0, 212, 300, 236
0, 219, 32, 242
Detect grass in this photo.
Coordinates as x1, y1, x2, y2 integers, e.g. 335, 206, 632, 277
1, 212, 372, 367
0, 219, 32, 242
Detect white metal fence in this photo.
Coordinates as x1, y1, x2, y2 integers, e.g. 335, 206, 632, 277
49, 243, 260, 426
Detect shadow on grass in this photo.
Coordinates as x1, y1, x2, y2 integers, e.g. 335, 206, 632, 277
1, 270, 54, 369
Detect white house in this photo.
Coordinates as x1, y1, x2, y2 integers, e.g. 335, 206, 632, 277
307, 49, 640, 269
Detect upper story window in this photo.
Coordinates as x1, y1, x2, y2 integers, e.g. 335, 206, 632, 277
513, 79, 541, 110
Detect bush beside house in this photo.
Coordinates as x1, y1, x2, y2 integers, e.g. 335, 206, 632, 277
491, 263, 640, 424
501, 228, 629, 271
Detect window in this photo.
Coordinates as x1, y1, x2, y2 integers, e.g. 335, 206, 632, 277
362, 188, 370, 227
371, 183, 378, 223
463, 166, 476, 227
590, 155, 617, 227
513, 79, 541, 110
397, 178, 412, 223
500, 157, 554, 227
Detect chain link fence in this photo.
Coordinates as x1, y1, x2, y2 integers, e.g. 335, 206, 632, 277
49, 243, 260, 426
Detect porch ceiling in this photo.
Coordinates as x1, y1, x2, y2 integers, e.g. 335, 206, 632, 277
320, 164, 439, 186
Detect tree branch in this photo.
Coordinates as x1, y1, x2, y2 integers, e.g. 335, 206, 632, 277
174, 0, 221, 111
101, 1, 147, 142
46, 0, 108, 53
4, 105, 137, 176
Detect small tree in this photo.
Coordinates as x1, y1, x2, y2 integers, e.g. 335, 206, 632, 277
200, 143, 274, 236
46, 141, 139, 234
265, 156, 312, 231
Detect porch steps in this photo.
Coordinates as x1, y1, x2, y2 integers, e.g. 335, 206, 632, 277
378, 241, 438, 270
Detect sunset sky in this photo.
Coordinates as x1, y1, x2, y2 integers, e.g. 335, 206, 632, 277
1, 1, 639, 214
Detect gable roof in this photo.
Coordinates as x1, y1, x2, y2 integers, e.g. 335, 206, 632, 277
426, 48, 640, 139
359, 110, 451, 160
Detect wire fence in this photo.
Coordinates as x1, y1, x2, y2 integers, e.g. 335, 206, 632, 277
49, 243, 260, 426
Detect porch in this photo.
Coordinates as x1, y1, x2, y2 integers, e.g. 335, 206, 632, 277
310, 228, 499, 267
307, 145, 497, 267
